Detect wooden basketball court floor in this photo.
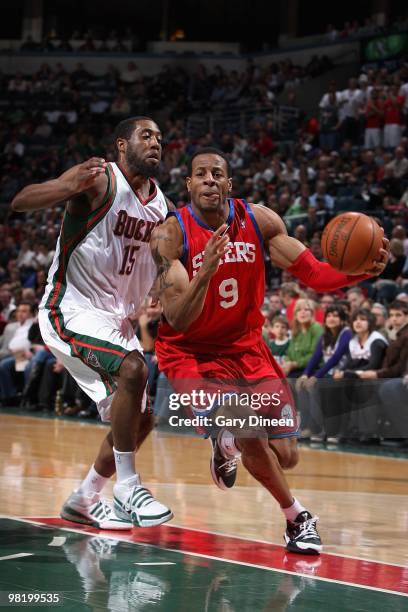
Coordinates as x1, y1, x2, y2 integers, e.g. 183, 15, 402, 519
0, 412, 407, 610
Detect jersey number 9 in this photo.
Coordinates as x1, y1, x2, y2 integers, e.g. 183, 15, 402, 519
219, 278, 238, 309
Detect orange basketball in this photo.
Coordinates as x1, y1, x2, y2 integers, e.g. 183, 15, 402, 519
321, 212, 383, 275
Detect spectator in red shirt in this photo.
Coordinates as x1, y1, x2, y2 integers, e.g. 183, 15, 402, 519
383, 86, 404, 149
254, 130, 274, 157
364, 89, 384, 149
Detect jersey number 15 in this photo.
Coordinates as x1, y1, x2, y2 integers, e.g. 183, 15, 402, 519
119, 245, 140, 275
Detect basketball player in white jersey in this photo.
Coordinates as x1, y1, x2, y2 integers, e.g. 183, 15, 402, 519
11, 117, 173, 529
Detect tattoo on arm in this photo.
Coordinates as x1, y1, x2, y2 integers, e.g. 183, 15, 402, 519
151, 234, 174, 296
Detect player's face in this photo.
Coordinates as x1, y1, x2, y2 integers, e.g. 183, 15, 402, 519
120, 120, 162, 178
187, 154, 232, 211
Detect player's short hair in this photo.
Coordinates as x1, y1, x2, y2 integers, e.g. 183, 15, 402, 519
113, 116, 155, 159
388, 300, 408, 315
187, 147, 231, 177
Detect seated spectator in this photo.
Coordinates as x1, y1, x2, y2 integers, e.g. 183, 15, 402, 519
4, 136, 25, 158
356, 301, 408, 443
0, 317, 18, 361
16, 240, 35, 275
310, 181, 334, 211
296, 305, 352, 439
331, 308, 388, 442
371, 302, 389, 339
268, 293, 284, 317
89, 95, 110, 115
0, 302, 36, 404
378, 371, 408, 444
282, 299, 323, 378
386, 146, 408, 179
21, 320, 56, 410
346, 287, 365, 314
391, 225, 408, 258
7, 72, 29, 93
319, 293, 335, 311
136, 298, 161, 398
358, 300, 408, 381
279, 282, 303, 323
120, 61, 142, 84
373, 238, 406, 303
333, 309, 388, 379
110, 93, 131, 116
267, 315, 290, 365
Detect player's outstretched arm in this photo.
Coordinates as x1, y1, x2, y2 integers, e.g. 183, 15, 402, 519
252, 204, 389, 292
11, 157, 107, 213
150, 219, 229, 331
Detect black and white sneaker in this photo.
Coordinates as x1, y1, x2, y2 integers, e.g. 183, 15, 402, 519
284, 511, 322, 555
209, 438, 238, 490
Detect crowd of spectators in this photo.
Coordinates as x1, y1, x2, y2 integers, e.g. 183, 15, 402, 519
1, 55, 408, 447
13, 14, 408, 55
324, 14, 408, 43
18, 28, 142, 54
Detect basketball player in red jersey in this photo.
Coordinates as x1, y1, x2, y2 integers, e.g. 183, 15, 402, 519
150, 148, 389, 554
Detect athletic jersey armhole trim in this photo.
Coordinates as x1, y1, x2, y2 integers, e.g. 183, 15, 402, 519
64, 164, 115, 223
242, 199, 265, 250
167, 211, 189, 266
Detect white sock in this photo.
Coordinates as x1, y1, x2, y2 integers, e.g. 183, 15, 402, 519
113, 447, 137, 484
282, 497, 306, 522
218, 429, 241, 458
78, 465, 108, 496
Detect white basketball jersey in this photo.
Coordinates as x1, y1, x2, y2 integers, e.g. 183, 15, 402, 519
40, 162, 168, 318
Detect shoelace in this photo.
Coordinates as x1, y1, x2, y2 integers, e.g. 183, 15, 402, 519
295, 516, 319, 540
219, 458, 237, 474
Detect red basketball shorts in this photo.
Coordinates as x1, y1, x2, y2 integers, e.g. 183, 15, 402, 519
157, 340, 299, 438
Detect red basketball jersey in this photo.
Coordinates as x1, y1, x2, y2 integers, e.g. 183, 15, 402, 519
156, 198, 265, 356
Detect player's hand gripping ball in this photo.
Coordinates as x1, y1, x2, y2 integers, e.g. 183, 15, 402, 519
321, 212, 388, 275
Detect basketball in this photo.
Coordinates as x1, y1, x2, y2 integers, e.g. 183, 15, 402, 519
321, 212, 383, 275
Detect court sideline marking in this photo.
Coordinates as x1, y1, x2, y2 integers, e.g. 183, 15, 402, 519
1, 516, 406, 598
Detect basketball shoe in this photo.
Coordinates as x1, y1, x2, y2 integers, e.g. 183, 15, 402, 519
61, 490, 132, 530
284, 511, 322, 555
210, 438, 238, 490
113, 475, 173, 527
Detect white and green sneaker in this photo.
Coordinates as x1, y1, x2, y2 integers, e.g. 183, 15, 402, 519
61, 491, 132, 530
113, 476, 173, 528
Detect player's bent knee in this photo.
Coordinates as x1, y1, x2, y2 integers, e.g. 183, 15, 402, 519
269, 438, 299, 469
118, 352, 148, 388
282, 448, 299, 469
